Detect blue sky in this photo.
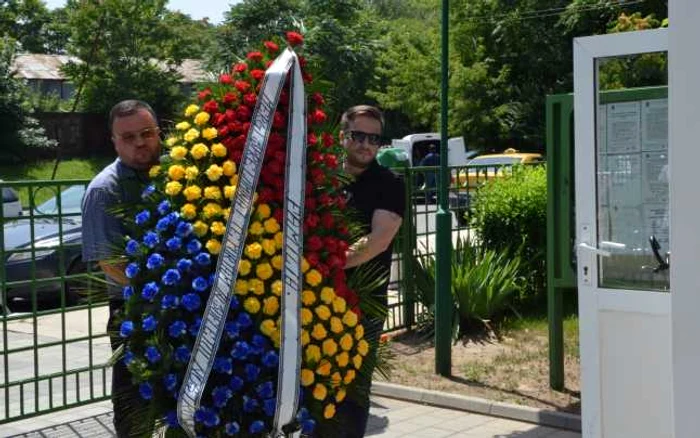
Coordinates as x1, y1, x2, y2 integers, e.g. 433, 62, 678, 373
43, 0, 240, 24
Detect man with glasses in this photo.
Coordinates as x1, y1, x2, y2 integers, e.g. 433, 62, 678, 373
332, 105, 405, 437
82, 99, 161, 437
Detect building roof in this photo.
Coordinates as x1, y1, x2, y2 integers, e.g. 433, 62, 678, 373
12, 54, 210, 83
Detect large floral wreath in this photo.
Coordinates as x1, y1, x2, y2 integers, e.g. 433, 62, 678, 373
115, 32, 385, 437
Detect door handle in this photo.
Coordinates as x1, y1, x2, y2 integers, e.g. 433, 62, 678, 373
577, 242, 611, 257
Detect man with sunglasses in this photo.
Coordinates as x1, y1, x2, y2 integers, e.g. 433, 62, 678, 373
82, 99, 161, 437
333, 105, 405, 437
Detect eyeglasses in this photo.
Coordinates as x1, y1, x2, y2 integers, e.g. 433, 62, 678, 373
114, 127, 160, 144
346, 130, 382, 146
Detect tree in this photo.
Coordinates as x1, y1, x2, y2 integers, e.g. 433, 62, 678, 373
0, 0, 56, 53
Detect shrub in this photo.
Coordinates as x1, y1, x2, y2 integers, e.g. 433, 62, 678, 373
470, 164, 547, 296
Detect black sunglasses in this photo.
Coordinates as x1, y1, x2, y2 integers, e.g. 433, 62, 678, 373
346, 130, 383, 146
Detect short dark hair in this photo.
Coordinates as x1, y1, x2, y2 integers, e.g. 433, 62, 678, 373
340, 105, 385, 133
108, 99, 157, 132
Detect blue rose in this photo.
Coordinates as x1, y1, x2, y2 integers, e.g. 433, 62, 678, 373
186, 239, 202, 255
189, 317, 202, 336
141, 281, 159, 301
244, 364, 260, 382
231, 341, 250, 360
195, 407, 220, 428
301, 419, 316, 434
229, 296, 239, 310
194, 252, 211, 267
123, 350, 135, 366
119, 321, 134, 338
262, 351, 279, 368
165, 410, 179, 427
192, 276, 209, 292
249, 420, 265, 434
256, 381, 274, 399
146, 253, 164, 270
135, 209, 151, 225
297, 407, 310, 422
251, 335, 267, 354
176, 221, 193, 238
122, 286, 134, 300
236, 313, 253, 329
125, 239, 140, 256
163, 373, 178, 392
161, 294, 179, 309
168, 320, 187, 338
139, 382, 153, 400
162, 269, 181, 286
243, 395, 258, 413
141, 184, 156, 199
176, 258, 193, 273
145, 346, 161, 364
263, 398, 276, 417
143, 231, 160, 249
213, 357, 233, 375
224, 322, 239, 340
212, 386, 233, 408
182, 293, 201, 311
156, 216, 172, 232
166, 237, 183, 252
157, 200, 171, 216
125, 263, 140, 279
174, 345, 190, 363
229, 376, 244, 392
224, 422, 240, 436
167, 212, 180, 223
142, 315, 157, 332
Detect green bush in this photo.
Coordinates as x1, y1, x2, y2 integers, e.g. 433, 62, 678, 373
470, 164, 547, 295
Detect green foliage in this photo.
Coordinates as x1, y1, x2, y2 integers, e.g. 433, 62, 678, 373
471, 164, 547, 294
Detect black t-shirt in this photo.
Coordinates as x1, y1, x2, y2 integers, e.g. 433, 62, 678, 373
345, 160, 406, 305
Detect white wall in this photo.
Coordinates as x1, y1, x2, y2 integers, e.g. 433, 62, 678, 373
670, 2, 700, 437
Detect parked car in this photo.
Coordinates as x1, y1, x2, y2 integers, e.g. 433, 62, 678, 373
1, 182, 22, 219
3, 185, 97, 305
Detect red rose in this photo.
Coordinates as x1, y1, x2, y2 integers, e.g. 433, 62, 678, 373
322, 132, 335, 147
258, 187, 274, 203
250, 69, 265, 81
311, 109, 327, 125
321, 212, 334, 229
335, 196, 346, 209
203, 99, 219, 113
307, 133, 318, 146
230, 149, 243, 163
279, 90, 289, 106
307, 235, 323, 252
268, 133, 285, 150
310, 151, 322, 163
311, 92, 325, 105
327, 254, 343, 269
317, 263, 330, 277
247, 51, 264, 62
225, 109, 237, 122
286, 31, 304, 46
337, 240, 349, 252
241, 122, 251, 135
272, 111, 286, 129
264, 41, 279, 53
265, 60, 273, 69
217, 125, 230, 138
223, 92, 238, 105
274, 151, 286, 163
232, 135, 246, 150
318, 193, 333, 207
236, 105, 252, 121
219, 73, 233, 85
305, 197, 316, 211
305, 182, 314, 196
305, 213, 320, 228
233, 62, 247, 73
235, 80, 251, 93
228, 121, 243, 134
311, 169, 325, 185
243, 93, 257, 107
323, 236, 339, 253
298, 56, 308, 69
273, 208, 283, 224
268, 160, 283, 175
212, 113, 226, 126
324, 154, 337, 168
198, 88, 212, 101
306, 252, 320, 267
302, 71, 313, 83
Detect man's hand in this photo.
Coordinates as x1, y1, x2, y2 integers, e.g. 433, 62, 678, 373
344, 209, 402, 269
99, 260, 129, 286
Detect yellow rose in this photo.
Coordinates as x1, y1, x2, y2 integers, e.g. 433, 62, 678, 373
332, 297, 347, 314
204, 186, 222, 200
271, 329, 281, 348
180, 204, 197, 220
264, 218, 280, 234
249, 278, 265, 296
306, 269, 322, 287
305, 345, 321, 364
245, 243, 262, 259
339, 334, 354, 352
223, 207, 230, 218
183, 128, 200, 142
229, 174, 239, 186
301, 330, 310, 346
224, 185, 236, 200
165, 136, 178, 147
315, 305, 331, 321
165, 181, 183, 196
301, 369, 314, 387
316, 359, 331, 376
190, 143, 209, 160
262, 239, 276, 256
256, 263, 273, 281
322, 339, 338, 357
323, 403, 336, 419
257, 203, 271, 219
301, 290, 316, 306
244, 297, 261, 314
311, 323, 327, 341
335, 388, 347, 403
336, 352, 349, 368
193, 220, 208, 237
184, 104, 199, 117
357, 339, 369, 357
222, 160, 236, 176
275, 232, 284, 250
202, 127, 218, 140
343, 311, 358, 328
320, 287, 335, 304
194, 111, 210, 126
249, 221, 264, 235
210, 221, 226, 236
185, 166, 199, 180
203, 202, 222, 218
330, 372, 342, 387
301, 308, 313, 326
263, 296, 279, 316
183, 185, 202, 201
260, 319, 276, 337
211, 143, 227, 157
170, 146, 188, 161
205, 239, 221, 254
355, 324, 364, 340
238, 259, 252, 276
271, 255, 282, 270
205, 164, 223, 181
148, 165, 161, 178
330, 317, 344, 334
271, 280, 283, 296
176, 121, 191, 131
353, 355, 363, 370
235, 279, 248, 295
343, 369, 356, 385
312, 383, 327, 401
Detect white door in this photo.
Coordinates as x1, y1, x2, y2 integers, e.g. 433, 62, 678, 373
574, 29, 671, 438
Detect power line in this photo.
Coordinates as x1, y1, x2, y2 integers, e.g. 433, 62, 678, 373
459, 0, 646, 23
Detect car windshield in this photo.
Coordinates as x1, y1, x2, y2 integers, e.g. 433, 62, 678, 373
2, 187, 18, 202
468, 156, 522, 166
34, 185, 85, 216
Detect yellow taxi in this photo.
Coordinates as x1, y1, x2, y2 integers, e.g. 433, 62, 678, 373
453, 148, 543, 188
